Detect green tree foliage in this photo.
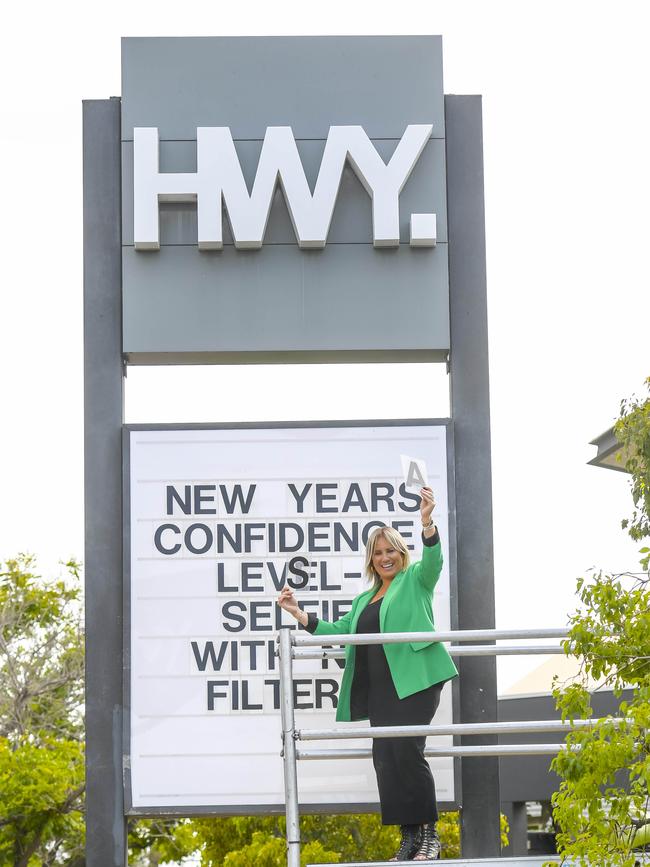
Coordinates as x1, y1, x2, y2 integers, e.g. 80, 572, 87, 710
180, 810, 508, 863
616, 376, 650, 568
0, 736, 84, 867
548, 377, 650, 867
185, 814, 396, 865
128, 818, 200, 865
222, 831, 339, 867
0, 555, 85, 866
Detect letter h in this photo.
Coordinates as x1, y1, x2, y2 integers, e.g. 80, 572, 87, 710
133, 127, 222, 250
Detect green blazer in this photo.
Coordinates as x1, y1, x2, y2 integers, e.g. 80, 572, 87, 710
313, 537, 458, 721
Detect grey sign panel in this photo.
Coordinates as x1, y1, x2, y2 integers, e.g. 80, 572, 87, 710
121, 36, 449, 362
122, 243, 449, 362
121, 36, 445, 141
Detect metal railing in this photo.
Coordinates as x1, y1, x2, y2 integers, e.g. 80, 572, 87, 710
277, 626, 611, 867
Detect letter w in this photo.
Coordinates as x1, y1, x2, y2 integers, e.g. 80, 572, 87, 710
133, 125, 432, 250
191, 641, 227, 672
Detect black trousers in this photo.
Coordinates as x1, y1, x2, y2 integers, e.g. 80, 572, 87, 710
369, 678, 444, 826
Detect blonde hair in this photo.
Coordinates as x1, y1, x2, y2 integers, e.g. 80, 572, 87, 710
364, 526, 411, 588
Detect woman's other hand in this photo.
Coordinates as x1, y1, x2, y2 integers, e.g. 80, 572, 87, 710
277, 586, 307, 625
420, 486, 436, 528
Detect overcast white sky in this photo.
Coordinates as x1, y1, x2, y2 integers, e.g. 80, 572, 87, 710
0, 0, 648, 690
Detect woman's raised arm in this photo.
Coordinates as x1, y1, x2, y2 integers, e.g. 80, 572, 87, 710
413, 486, 443, 591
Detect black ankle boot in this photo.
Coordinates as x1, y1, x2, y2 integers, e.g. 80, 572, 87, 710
390, 824, 422, 861
413, 822, 441, 860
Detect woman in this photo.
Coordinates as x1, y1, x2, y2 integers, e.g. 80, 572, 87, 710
277, 486, 458, 861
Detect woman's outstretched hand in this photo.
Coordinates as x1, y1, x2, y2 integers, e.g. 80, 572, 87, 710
420, 486, 436, 527
277, 585, 306, 625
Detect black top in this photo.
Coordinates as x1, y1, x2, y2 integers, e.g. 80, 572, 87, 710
350, 595, 392, 719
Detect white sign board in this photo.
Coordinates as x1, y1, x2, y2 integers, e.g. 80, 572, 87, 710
127, 422, 455, 811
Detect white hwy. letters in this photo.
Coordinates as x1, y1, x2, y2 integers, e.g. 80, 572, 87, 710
133, 125, 436, 250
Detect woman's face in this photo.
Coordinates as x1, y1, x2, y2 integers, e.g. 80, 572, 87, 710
371, 534, 403, 582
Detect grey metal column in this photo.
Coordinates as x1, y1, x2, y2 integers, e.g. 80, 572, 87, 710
501, 801, 529, 857
445, 94, 501, 858
279, 628, 301, 867
83, 97, 127, 866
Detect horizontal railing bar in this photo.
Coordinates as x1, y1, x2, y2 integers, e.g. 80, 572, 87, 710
297, 743, 579, 760
293, 644, 565, 660
293, 627, 569, 647
297, 717, 624, 741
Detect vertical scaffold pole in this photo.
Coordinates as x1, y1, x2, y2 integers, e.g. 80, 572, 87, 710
279, 627, 301, 867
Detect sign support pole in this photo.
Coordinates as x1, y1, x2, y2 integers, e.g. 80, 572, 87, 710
445, 94, 502, 858
279, 627, 301, 867
83, 97, 127, 866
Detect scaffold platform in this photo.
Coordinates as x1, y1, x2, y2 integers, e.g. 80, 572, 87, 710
306, 858, 649, 866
